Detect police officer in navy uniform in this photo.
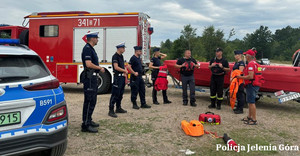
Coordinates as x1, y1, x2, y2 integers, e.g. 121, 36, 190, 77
208, 48, 230, 110
81, 32, 105, 133
149, 48, 171, 104
108, 42, 128, 118
127, 46, 151, 109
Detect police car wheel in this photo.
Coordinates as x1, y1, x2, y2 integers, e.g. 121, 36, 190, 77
49, 142, 67, 156
97, 71, 111, 94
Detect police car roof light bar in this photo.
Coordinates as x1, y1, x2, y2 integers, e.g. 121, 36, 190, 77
0, 39, 20, 45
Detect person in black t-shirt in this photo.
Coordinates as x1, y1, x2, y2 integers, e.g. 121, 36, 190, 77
175, 50, 200, 107
149, 48, 171, 104
208, 48, 230, 110
231, 50, 245, 114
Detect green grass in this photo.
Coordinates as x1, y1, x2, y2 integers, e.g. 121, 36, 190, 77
188, 128, 279, 156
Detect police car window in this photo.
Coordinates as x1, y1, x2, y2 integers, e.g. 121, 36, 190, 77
39, 25, 59, 37
0, 55, 50, 83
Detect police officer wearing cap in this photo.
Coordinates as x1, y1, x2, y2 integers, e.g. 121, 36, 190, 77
81, 31, 105, 133
231, 50, 245, 114
208, 48, 230, 110
149, 48, 171, 104
127, 46, 151, 109
108, 42, 128, 118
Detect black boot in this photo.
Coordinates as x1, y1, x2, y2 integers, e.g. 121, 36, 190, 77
153, 101, 160, 105
81, 125, 98, 133
116, 107, 127, 113
216, 100, 222, 110
108, 110, 118, 118
208, 98, 216, 108
163, 100, 172, 104
163, 91, 171, 104
132, 101, 140, 109
90, 121, 99, 127
190, 102, 197, 107
141, 104, 151, 108
183, 101, 188, 106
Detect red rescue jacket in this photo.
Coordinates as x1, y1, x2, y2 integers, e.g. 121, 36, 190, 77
154, 65, 168, 91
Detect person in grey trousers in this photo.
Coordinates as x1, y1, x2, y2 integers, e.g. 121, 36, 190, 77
175, 50, 200, 107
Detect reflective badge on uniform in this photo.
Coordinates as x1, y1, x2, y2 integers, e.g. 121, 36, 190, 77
258, 67, 262, 71
249, 67, 253, 70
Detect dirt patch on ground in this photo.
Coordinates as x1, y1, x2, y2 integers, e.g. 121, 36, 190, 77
62, 82, 300, 156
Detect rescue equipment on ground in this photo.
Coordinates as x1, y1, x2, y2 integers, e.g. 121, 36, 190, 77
223, 133, 238, 152
229, 70, 243, 109
199, 112, 221, 125
250, 61, 265, 87
154, 65, 168, 91
181, 120, 204, 136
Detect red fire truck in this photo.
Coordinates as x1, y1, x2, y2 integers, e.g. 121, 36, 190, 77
0, 11, 153, 93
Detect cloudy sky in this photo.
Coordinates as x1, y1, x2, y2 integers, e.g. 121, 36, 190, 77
1, 0, 300, 46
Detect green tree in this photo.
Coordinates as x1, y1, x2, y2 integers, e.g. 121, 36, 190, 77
170, 36, 189, 59
181, 24, 197, 50
272, 26, 300, 61
243, 25, 273, 59
200, 26, 226, 60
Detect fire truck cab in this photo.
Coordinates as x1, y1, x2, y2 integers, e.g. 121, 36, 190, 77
1, 11, 153, 93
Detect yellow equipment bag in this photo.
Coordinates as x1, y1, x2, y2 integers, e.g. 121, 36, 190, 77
181, 120, 204, 137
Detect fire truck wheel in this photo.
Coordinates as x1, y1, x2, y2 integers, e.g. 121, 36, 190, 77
19, 29, 29, 46
97, 70, 111, 94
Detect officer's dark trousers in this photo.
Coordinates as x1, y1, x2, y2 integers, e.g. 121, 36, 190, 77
130, 76, 146, 105
109, 76, 125, 110
82, 75, 98, 127
181, 74, 196, 104
210, 75, 224, 105
152, 78, 168, 102
236, 83, 245, 111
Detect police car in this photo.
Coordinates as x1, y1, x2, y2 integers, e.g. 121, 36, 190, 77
0, 39, 68, 156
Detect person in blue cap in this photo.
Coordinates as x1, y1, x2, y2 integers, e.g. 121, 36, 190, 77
149, 48, 171, 104
231, 50, 245, 114
81, 31, 105, 133
108, 42, 128, 118
127, 46, 151, 109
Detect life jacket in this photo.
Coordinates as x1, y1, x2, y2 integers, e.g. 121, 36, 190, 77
250, 61, 265, 87
181, 120, 204, 137
211, 57, 225, 75
183, 60, 195, 71
154, 65, 168, 91
229, 70, 243, 109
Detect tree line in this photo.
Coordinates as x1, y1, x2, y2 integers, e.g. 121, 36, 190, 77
155, 25, 300, 62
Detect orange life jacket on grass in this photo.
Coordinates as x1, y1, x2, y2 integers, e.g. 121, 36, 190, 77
229, 70, 243, 109
154, 65, 168, 91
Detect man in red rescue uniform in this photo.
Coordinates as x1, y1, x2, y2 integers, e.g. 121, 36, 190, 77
237, 49, 259, 125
